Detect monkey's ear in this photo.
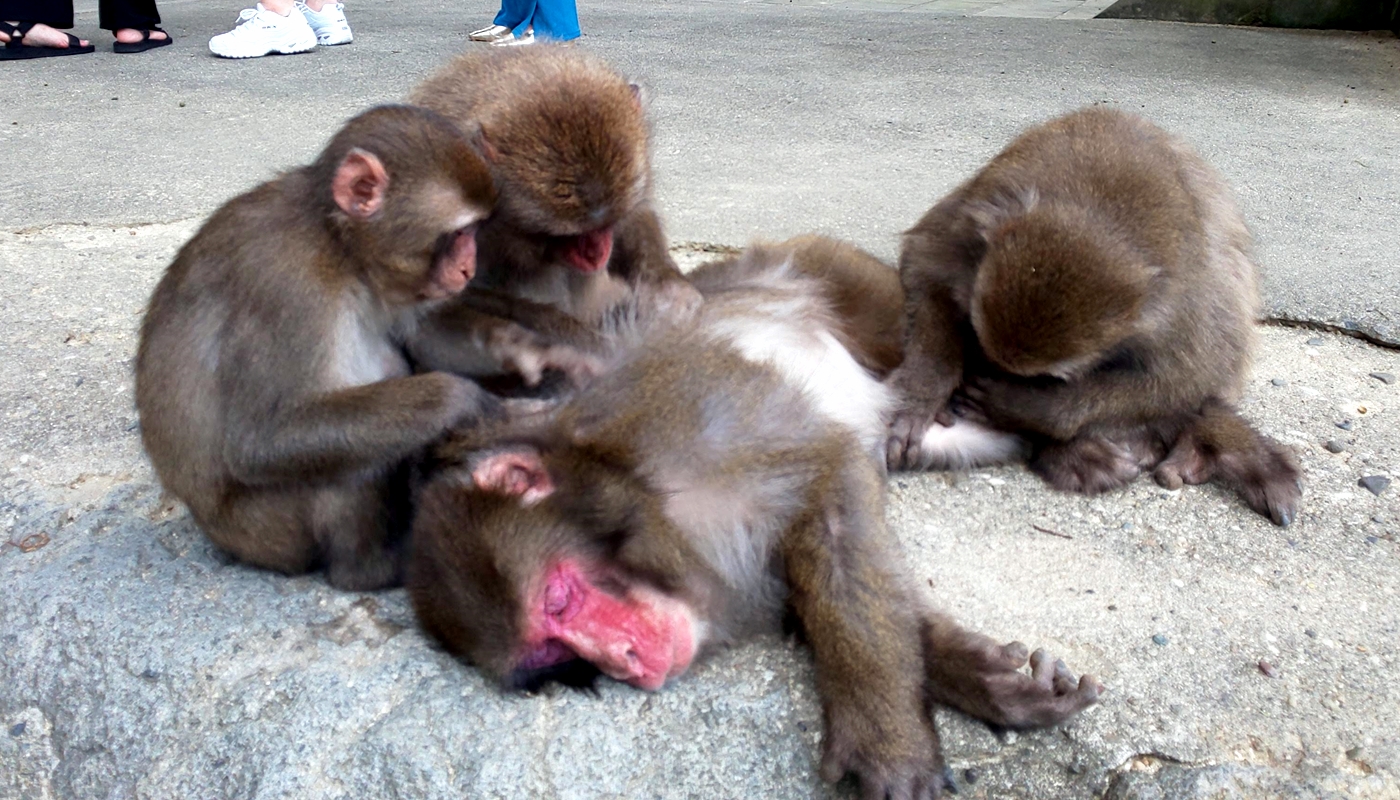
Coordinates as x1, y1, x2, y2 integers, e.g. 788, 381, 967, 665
332, 148, 390, 221
627, 83, 643, 110
471, 447, 555, 506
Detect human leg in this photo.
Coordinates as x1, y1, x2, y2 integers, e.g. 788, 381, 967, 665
101, 0, 171, 51
0, 0, 93, 54
528, 0, 578, 40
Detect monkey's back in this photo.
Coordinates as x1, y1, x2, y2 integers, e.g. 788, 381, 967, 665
563, 253, 894, 623
954, 108, 1260, 401
135, 175, 349, 516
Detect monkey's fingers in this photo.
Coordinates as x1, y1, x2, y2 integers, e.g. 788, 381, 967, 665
1032, 437, 1142, 495
820, 745, 942, 800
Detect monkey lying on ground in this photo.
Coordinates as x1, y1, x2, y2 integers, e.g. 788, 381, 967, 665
408, 237, 1100, 799
137, 105, 586, 591
410, 45, 701, 383
885, 107, 1302, 526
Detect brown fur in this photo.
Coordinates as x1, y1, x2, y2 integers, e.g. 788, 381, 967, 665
409, 241, 1099, 799
410, 46, 698, 348
136, 105, 502, 590
887, 107, 1301, 525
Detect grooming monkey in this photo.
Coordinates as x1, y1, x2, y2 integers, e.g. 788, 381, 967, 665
409, 238, 1100, 799
137, 104, 539, 591
409, 45, 700, 379
885, 107, 1302, 525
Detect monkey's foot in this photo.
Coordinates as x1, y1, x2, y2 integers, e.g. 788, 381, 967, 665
819, 699, 946, 800
1031, 435, 1145, 495
1154, 432, 1302, 527
925, 629, 1102, 729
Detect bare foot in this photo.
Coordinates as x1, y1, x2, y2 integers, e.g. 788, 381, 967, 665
114, 28, 169, 44
0, 21, 90, 48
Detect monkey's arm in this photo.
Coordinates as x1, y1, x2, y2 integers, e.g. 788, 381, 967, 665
961, 361, 1204, 440
224, 372, 498, 484
781, 455, 943, 798
410, 296, 605, 386
885, 288, 967, 471
610, 203, 702, 321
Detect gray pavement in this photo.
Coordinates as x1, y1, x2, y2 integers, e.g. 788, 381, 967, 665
2, 3, 1399, 799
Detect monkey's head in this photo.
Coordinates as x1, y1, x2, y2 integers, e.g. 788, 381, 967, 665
475, 49, 651, 276
409, 439, 704, 694
313, 105, 498, 306
972, 205, 1157, 379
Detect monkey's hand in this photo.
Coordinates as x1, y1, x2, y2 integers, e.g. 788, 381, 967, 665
820, 687, 947, 800
924, 623, 1103, 729
488, 323, 606, 388
439, 373, 508, 429
885, 367, 958, 472
627, 278, 703, 331
959, 373, 1079, 440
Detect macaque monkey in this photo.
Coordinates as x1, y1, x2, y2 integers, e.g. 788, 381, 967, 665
885, 107, 1302, 526
408, 239, 1100, 799
409, 44, 701, 379
136, 104, 512, 591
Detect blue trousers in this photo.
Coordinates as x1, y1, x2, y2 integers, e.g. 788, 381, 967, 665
493, 0, 580, 40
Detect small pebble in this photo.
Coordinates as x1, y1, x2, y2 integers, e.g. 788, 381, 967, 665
8, 722, 24, 737
963, 768, 979, 785
1067, 759, 1085, 775
1374, 516, 1387, 524
1369, 372, 1396, 385
1152, 634, 1168, 646
1324, 440, 1346, 454
1270, 378, 1287, 387
1365, 536, 1378, 545
1257, 660, 1279, 678
1307, 337, 1325, 346
1347, 746, 1367, 761
1121, 521, 1135, 531
1359, 476, 1392, 496
1107, 604, 1118, 611
1336, 420, 1353, 431
1305, 629, 1317, 638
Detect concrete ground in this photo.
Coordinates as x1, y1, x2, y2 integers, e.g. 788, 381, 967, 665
1, 2, 1397, 798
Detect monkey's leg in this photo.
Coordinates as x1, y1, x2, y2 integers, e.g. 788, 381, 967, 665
781, 456, 944, 800
921, 612, 1102, 729
208, 485, 319, 577
1153, 400, 1302, 526
310, 470, 406, 591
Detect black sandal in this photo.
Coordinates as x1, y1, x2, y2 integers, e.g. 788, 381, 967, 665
113, 27, 172, 54
0, 20, 96, 60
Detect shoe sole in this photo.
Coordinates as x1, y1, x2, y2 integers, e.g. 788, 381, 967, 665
210, 35, 317, 58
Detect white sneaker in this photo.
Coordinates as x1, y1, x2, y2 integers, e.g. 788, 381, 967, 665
468, 23, 512, 42
297, 2, 352, 46
209, 3, 317, 58
490, 29, 535, 47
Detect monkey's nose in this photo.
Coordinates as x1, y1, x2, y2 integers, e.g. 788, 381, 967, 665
605, 642, 642, 679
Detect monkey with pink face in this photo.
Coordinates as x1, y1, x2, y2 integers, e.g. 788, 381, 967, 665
409, 236, 1099, 800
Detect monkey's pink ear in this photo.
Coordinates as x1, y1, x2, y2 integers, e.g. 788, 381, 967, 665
471, 448, 555, 505
332, 148, 390, 221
